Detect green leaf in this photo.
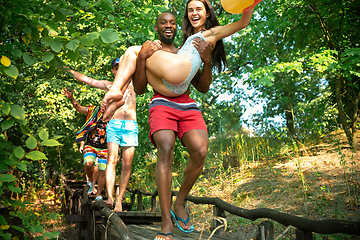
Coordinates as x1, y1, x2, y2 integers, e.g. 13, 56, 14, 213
52, 231, 61, 237
66, 39, 80, 51
17, 212, 25, 219
1, 119, 14, 131
4, 158, 16, 167
34, 225, 43, 233
46, 21, 58, 32
87, 32, 99, 40
4, 65, 19, 78
0, 214, 6, 225
10, 105, 25, 120
8, 185, 21, 193
78, 48, 90, 56
49, 213, 58, 219
79, 0, 89, 7
44, 232, 52, 238
20, 125, 31, 135
15, 161, 27, 172
79, 36, 92, 46
41, 37, 54, 47
13, 146, 25, 159
46, 66, 56, 79
23, 27, 31, 34
2, 102, 11, 115
100, 29, 119, 43
3, 232, 11, 240
71, 32, 81, 38
11, 225, 25, 233
43, 52, 54, 62
23, 53, 35, 66
26, 136, 37, 149
0, 174, 17, 182
26, 151, 48, 160
51, 40, 63, 52
40, 139, 61, 147
11, 49, 22, 58
58, 8, 71, 16
16, 118, 27, 125
39, 129, 49, 140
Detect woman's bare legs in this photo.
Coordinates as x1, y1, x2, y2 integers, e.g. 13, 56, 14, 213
102, 46, 192, 121
101, 46, 141, 121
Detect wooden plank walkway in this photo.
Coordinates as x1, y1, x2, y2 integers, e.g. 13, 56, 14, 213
108, 224, 236, 240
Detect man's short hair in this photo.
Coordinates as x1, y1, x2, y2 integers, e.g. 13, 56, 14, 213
156, 11, 173, 25
111, 58, 120, 68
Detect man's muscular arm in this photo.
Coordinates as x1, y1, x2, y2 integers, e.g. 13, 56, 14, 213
64, 67, 111, 92
133, 41, 160, 95
191, 38, 214, 94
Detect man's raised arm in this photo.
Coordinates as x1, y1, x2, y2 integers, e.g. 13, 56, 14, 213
63, 67, 112, 92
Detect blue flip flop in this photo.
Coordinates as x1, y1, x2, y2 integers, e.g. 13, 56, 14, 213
170, 209, 194, 233
154, 232, 173, 240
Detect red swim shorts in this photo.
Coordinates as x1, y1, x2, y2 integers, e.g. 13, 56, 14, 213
148, 92, 207, 147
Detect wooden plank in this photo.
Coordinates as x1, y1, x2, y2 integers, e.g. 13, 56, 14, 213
126, 224, 237, 239
66, 214, 87, 222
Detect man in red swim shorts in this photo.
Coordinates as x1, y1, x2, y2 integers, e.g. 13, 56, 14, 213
132, 11, 213, 240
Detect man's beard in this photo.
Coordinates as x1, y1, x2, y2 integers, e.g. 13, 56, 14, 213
159, 29, 176, 44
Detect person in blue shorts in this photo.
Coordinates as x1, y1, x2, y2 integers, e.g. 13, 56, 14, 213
63, 87, 107, 201
62, 59, 138, 211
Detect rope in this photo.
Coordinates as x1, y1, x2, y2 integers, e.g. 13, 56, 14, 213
104, 212, 115, 240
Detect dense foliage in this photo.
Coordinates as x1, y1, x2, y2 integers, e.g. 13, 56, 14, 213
0, 0, 359, 238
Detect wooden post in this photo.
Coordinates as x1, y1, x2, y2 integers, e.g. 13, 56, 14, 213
151, 190, 158, 212
136, 189, 143, 211
211, 206, 226, 235
255, 221, 274, 240
296, 229, 314, 240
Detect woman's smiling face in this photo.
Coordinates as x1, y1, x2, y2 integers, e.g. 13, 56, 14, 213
187, 0, 209, 32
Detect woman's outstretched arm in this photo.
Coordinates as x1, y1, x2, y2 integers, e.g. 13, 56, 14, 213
204, 7, 255, 45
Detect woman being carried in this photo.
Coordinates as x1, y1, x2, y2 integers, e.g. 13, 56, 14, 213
102, 0, 256, 122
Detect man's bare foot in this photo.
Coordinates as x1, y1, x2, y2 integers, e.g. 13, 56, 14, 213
92, 188, 97, 195
114, 201, 122, 212
106, 197, 114, 209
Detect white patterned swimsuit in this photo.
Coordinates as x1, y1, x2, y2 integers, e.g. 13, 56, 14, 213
162, 31, 206, 94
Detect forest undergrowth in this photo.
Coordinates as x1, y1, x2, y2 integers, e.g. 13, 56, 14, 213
20, 130, 360, 240
185, 130, 360, 239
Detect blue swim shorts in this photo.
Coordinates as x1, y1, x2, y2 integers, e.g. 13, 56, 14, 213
83, 145, 108, 171
106, 120, 138, 147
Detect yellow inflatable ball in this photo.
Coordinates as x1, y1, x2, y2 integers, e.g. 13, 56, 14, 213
221, 0, 262, 14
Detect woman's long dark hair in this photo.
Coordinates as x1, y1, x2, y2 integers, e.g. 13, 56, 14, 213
182, 0, 227, 73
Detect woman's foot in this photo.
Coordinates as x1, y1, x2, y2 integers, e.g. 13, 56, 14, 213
101, 91, 125, 121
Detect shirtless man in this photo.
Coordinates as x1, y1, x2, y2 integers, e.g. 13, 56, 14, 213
64, 59, 137, 212
133, 11, 213, 240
